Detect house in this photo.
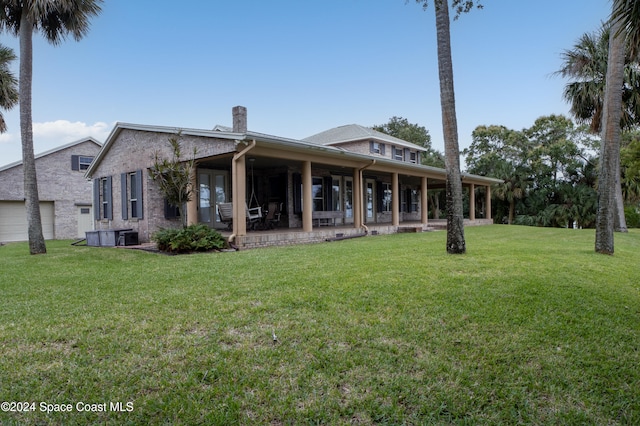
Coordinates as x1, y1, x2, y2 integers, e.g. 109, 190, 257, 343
0, 137, 102, 243
85, 107, 501, 249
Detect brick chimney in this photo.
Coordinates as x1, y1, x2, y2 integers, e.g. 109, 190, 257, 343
232, 106, 247, 133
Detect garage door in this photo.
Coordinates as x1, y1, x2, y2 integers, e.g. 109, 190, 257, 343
0, 201, 55, 242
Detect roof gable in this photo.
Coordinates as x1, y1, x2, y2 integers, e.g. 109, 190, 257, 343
0, 137, 102, 173
303, 124, 426, 152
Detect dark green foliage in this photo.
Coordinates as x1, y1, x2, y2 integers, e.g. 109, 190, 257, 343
625, 205, 640, 227
152, 224, 226, 253
148, 131, 196, 228
466, 116, 602, 228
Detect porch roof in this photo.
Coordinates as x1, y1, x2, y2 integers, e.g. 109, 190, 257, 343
85, 122, 502, 186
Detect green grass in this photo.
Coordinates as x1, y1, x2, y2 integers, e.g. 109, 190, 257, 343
1, 226, 639, 425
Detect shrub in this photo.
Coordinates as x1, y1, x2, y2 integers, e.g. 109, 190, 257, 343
624, 205, 640, 228
152, 224, 226, 253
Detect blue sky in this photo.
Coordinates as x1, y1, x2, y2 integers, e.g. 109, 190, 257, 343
1, 0, 611, 166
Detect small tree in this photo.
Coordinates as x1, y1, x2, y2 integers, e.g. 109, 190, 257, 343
148, 131, 196, 228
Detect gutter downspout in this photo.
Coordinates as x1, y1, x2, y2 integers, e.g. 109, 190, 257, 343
228, 139, 256, 245
358, 159, 376, 235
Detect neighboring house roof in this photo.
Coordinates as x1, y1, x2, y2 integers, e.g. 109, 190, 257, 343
0, 137, 102, 173
303, 124, 426, 152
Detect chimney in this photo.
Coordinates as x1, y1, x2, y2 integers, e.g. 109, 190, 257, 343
232, 106, 247, 133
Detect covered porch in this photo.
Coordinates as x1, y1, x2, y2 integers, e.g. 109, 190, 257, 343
183, 139, 498, 249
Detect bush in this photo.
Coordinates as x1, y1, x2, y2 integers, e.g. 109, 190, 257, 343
152, 224, 227, 253
624, 205, 640, 228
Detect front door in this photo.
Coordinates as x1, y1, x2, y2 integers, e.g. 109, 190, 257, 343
77, 206, 93, 238
198, 170, 229, 229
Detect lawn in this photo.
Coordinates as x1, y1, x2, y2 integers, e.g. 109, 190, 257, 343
0, 225, 638, 425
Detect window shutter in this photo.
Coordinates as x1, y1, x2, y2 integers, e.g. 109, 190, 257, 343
71, 155, 80, 171
105, 176, 113, 220
369, 140, 374, 153
293, 173, 302, 214
121, 173, 128, 220
380, 144, 386, 156
404, 148, 410, 162
93, 178, 100, 220
135, 169, 144, 219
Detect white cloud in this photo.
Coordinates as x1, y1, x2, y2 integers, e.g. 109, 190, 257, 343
33, 120, 113, 143
0, 120, 115, 166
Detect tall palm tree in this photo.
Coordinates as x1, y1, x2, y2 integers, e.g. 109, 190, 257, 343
557, 23, 640, 235
557, 25, 640, 134
0, 43, 18, 132
414, 0, 479, 253
612, 0, 640, 57
0, 0, 103, 254
596, 1, 626, 254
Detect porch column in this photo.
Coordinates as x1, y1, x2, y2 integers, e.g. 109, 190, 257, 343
469, 183, 476, 221
187, 166, 198, 226
302, 160, 313, 232
232, 155, 247, 236
421, 176, 428, 224
485, 185, 492, 220
392, 173, 399, 226
353, 168, 362, 229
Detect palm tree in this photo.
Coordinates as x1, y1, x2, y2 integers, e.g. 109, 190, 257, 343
557, 23, 640, 236
557, 25, 640, 134
492, 162, 528, 225
612, 0, 640, 57
433, 0, 475, 253
413, 0, 482, 252
596, 3, 625, 253
0, 43, 18, 132
0, 0, 103, 254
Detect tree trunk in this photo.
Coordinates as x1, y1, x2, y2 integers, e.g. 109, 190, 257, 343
595, 6, 625, 255
435, 0, 465, 254
614, 160, 628, 232
508, 199, 515, 225
20, 11, 46, 255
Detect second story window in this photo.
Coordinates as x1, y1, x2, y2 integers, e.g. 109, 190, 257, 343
393, 146, 404, 161
369, 141, 385, 155
72, 155, 94, 171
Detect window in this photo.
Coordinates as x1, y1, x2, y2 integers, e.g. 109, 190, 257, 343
409, 189, 419, 213
93, 176, 113, 220
312, 177, 324, 211
121, 170, 143, 219
369, 141, 385, 155
130, 173, 139, 217
331, 177, 341, 211
393, 146, 403, 161
410, 151, 418, 164
382, 182, 392, 212
72, 155, 94, 171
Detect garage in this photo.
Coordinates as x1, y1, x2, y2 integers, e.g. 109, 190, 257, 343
0, 201, 55, 242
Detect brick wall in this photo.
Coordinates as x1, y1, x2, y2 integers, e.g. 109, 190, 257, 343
0, 140, 101, 239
